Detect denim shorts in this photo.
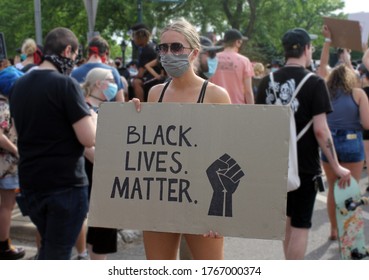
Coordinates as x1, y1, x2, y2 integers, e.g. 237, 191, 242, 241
321, 129, 364, 163
0, 174, 19, 190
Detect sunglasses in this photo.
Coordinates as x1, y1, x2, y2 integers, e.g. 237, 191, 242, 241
156, 42, 192, 55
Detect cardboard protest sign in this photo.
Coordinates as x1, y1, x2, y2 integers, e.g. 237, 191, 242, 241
323, 17, 362, 51
88, 103, 289, 240
348, 12, 369, 45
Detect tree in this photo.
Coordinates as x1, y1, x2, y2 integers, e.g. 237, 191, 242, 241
0, 0, 346, 63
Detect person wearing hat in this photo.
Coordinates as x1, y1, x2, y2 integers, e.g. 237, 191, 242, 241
256, 27, 351, 259
209, 29, 254, 104
197, 36, 223, 79
268, 59, 283, 73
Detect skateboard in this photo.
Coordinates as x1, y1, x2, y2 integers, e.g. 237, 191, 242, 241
334, 177, 369, 260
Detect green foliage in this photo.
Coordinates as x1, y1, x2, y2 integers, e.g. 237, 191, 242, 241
0, 0, 348, 63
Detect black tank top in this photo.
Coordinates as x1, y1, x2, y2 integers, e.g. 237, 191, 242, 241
158, 80, 208, 103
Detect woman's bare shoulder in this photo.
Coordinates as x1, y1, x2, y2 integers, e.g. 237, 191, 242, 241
147, 82, 167, 102
205, 81, 231, 104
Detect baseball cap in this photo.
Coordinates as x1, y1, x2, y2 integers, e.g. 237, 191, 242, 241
282, 28, 317, 50
223, 29, 248, 43
267, 59, 284, 68
199, 36, 223, 52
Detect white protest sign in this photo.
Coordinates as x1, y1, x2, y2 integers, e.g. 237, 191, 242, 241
88, 103, 289, 240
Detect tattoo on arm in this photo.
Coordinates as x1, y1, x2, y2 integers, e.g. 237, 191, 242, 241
326, 138, 335, 160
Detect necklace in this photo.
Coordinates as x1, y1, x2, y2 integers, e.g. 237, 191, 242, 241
284, 63, 304, 68
90, 95, 105, 102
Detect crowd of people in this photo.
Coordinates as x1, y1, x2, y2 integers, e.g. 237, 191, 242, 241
0, 17, 369, 261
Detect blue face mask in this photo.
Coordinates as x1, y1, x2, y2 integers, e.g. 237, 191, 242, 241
20, 54, 27, 61
204, 57, 218, 79
128, 67, 138, 77
103, 83, 118, 101
271, 67, 278, 73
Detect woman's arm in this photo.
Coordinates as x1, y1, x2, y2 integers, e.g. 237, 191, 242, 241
318, 25, 331, 79
354, 88, 369, 129
363, 48, 369, 71
145, 59, 162, 80
0, 128, 18, 157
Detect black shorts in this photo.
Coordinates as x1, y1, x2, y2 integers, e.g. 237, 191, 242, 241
286, 174, 318, 229
86, 227, 118, 254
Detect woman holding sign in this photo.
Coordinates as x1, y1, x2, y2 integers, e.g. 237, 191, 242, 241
141, 18, 231, 260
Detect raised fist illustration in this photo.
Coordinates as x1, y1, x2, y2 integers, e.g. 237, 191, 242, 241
206, 153, 245, 217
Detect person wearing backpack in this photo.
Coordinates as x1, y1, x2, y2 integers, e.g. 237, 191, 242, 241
256, 28, 351, 259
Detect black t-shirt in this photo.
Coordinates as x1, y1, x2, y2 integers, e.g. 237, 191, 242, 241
10, 69, 90, 190
256, 66, 332, 175
138, 43, 158, 79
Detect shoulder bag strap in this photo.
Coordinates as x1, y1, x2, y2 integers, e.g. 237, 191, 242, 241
269, 72, 278, 101
289, 72, 314, 104
292, 72, 314, 141
297, 119, 313, 141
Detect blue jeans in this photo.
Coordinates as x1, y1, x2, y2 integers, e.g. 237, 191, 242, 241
321, 129, 364, 163
22, 186, 88, 260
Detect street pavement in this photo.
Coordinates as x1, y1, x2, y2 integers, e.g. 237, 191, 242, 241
10, 170, 369, 260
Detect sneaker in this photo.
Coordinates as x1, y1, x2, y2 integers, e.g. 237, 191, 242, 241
72, 253, 89, 260
0, 246, 25, 260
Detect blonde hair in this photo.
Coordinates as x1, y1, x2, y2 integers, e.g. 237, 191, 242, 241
161, 18, 200, 50
82, 68, 112, 97
253, 63, 265, 77
21, 38, 37, 56
326, 64, 357, 97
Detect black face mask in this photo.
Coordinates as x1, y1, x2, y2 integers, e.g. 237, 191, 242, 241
43, 54, 75, 75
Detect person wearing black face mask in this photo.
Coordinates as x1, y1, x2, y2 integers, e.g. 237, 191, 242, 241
9, 27, 96, 260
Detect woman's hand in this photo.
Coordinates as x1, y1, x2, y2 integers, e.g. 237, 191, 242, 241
129, 98, 141, 112
203, 230, 222, 239
334, 166, 351, 189
322, 25, 331, 40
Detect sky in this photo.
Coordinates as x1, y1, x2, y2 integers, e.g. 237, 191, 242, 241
341, 0, 369, 13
